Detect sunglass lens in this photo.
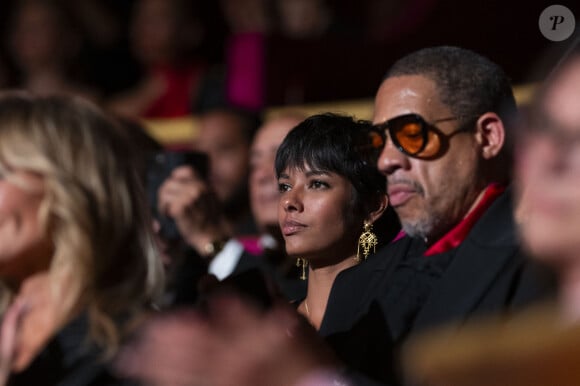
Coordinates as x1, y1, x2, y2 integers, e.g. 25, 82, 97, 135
366, 130, 384, 159
369, 130, 384, 149
394, 120, 425, 155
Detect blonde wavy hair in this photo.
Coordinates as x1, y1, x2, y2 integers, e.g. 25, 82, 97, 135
0, 92, 164, 355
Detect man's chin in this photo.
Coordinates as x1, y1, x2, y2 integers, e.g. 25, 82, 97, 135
400, 216, 433, 241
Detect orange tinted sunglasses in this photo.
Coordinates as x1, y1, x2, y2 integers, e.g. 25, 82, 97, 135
369, 114, 471, 158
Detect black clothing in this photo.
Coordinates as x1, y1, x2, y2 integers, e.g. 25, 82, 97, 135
169, 244, 305, 307
320, 188, 556, 385
8, 314, 134, 386
168, 246, 270, 307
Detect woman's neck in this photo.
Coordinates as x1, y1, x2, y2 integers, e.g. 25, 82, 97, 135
299, 255, 359, 330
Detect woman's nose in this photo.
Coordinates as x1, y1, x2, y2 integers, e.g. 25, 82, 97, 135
282, 188, 303, 212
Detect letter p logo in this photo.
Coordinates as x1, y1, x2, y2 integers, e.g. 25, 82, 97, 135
540, 5, 576, 41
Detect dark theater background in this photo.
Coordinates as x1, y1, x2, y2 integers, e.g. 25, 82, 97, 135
0, 0, 574, 110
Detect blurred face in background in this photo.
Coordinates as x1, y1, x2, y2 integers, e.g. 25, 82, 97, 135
9, 1, 70, 70
517, 56, 580, 267
249, 115, 301, 229
194, 111, 251, 205
276, 0, 330, 38
130, 0, 177, 65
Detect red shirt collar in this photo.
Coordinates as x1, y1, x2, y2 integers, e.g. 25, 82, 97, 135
423, 183, 506, 256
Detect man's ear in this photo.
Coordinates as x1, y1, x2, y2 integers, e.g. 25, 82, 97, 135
366, 194, 389, 224
474, 112, 506, 160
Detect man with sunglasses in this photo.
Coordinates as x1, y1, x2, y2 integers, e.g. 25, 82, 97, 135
319, 46, 555, 384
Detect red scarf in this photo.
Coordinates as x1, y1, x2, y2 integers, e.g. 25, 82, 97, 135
423, 183, 506, 256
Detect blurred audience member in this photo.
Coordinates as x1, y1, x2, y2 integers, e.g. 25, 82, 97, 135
0, 92, 163, 385
516, 43, 580, 322
248, 113, 303, 250
364, 0, 436, 42
4, 0, 96, 99
219, 0, 347, 110
155, 161, 234, 304
248, 112, 306, 299
193, 106, 260, 236
153, 106, 260, 303
106, 0, 206, 119
274, 0, 333, 39
119, 296, 336, 386
155, 112, 306, 305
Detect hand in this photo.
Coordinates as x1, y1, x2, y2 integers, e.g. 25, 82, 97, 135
157, 165, 230, 255
0, 300, 27, 386
118, 295, 337, 386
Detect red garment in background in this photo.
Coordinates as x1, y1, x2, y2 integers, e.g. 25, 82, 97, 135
143, 63, 205, 118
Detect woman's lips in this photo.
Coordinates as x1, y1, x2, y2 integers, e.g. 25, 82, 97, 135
281, 219, 307, 236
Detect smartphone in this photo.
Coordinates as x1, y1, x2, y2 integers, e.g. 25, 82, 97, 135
146, 150, 209, 241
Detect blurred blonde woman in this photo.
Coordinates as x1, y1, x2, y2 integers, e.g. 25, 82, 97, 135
0, 92, 163, 385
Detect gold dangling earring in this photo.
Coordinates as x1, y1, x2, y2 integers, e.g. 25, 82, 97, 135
296, 257, 308, 280
356, 221, 378, 262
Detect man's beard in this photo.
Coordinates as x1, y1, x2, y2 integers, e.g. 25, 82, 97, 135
401, 213, 441, 243
400, 199, 469, 245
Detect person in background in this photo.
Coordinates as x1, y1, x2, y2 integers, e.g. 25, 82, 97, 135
249, 113, 304, 252
516, 44, 580, 322
219, 0, 346, 110
191, 106, 260, 237
4, 0, 96, 99
154, 106, 264, 306
155, 110, 303, 304
219, 0, 269, 111
248, 112, 307, 299
0, 92, 163, 385
106, 0, 206, 119
274, 0, 333, 39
